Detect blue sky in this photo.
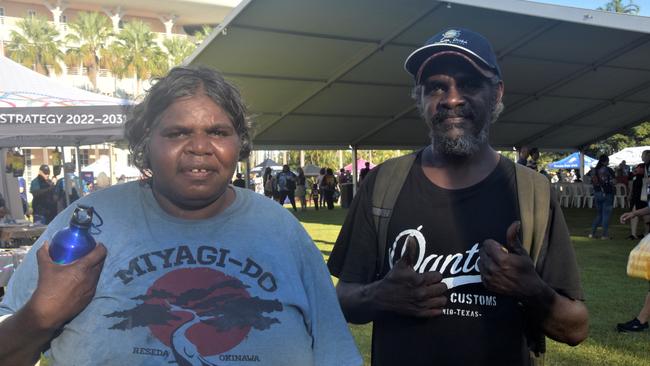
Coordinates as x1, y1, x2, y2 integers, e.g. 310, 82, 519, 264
531, 0, 650, 16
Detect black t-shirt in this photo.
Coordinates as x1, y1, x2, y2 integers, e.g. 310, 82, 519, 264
329, 153, 583, 366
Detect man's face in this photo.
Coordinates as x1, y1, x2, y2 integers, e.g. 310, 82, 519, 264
147, 93, 241, 212
40, 168, 50, 177
419, 57, 503, 157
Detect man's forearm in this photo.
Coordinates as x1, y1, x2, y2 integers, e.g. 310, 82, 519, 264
524, 283, 589, 346
336, 280, 381, 324
0, 303, 58, 365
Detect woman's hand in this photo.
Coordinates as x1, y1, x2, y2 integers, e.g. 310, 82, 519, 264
25, 242, 107, 331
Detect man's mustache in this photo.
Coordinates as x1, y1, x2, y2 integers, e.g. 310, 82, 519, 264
431, 106, 474, 124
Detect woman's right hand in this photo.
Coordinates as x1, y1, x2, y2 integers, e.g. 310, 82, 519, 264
24, 242, 107, 331
620, 211, 636, 224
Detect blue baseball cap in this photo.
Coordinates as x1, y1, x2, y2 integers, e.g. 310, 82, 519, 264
404, 28, 502, 84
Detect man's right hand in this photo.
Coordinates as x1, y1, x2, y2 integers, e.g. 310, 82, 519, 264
25, 242, 107, 331
371, 236, 447, 317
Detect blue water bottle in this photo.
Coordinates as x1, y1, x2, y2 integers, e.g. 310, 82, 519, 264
49, 205, 101, 264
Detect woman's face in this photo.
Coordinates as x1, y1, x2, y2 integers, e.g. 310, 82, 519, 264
148, 93, 241, 217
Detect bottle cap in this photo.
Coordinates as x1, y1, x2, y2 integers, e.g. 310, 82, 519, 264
71, 205, 93, 228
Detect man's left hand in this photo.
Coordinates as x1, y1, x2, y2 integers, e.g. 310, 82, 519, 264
478, 221, 545, 300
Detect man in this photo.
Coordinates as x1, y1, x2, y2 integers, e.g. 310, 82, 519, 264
527, 148, 539, 171
359, 162, 371, 182
0, 192, 6, 220
328, 28, 588, 365
54, 162, 80, 213
232, 172, 246, 188
30, 164, 56, 224
276, 164, 298, 212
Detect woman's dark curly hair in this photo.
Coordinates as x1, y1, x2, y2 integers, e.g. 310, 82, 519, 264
124, 66, 252, 176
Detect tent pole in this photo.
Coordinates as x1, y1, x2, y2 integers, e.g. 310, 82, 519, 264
579, 150, 585, 178
245, 158, 251, 189
352, 146, 358, 196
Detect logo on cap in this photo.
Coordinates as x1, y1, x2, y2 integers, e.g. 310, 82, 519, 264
438, 29, 468, 46
442, 29, 461, 40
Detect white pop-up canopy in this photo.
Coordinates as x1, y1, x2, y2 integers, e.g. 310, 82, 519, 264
0, 55, 131, 148
608, 146, 650, 166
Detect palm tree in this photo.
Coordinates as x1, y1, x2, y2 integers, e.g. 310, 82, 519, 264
598, 0, 640, 14
8, 16, 63, 76
114, 20, 166, 96
100, 42, 129, 95
163, 36, 196, 68
193, 25, 213, 45
65, 12, 112, 89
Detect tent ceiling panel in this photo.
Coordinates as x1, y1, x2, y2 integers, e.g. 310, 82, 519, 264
194, 28, 369, 79
228, 77, 325, 114
550, 67, 650, 100
509, 23, 641, 64
231, 0, 433, 40
294, 84, 412, 117
607, 41, 650, 70
339, 45, 417, 85
501, 96, 602, 124
188, 0, 650, 150
498, 58, 585, 95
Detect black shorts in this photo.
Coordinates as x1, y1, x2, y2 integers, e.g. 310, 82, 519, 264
631, 200, 648, 210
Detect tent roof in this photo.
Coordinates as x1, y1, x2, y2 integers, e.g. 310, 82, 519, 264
187, 0, 650, 150
608, 146, 650, 166
0, 56, 131, 147
547, 151, 596, 169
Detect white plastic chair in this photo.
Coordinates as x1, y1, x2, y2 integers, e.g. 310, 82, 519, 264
559, 183, 572, 208
583, 184, 595, 208
571, 183, 585, 208
614, 183, 627, 208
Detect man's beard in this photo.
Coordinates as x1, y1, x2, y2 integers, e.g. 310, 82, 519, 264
425, 104, 489, 157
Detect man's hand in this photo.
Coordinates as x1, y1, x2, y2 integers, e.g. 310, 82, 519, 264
479, 221, 546, 301
372, 236, 447, 317
620, 211, 636, 224
25, 242, 107, 331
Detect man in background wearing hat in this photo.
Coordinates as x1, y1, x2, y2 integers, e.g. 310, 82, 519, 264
328, 28, 588, 365
29, 164, 56, 224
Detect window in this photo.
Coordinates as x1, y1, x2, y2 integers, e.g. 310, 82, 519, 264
59, 14, 67, 23
79, 150, 89, 167
0, 7, 5, 17
118, 19, 124, 29
27, 9, 36, 18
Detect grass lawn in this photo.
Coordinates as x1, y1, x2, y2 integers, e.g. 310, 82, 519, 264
294, 206, 650, 366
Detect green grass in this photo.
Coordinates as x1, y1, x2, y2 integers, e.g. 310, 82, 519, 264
293, 206, 650, 366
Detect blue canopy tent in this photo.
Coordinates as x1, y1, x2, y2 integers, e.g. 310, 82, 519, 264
547, 152, 597, 170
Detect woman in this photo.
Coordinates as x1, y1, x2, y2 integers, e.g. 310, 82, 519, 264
322, 168, 338, 210
317, 167, 326, 208
295, 167, 307, 211
627, 164, 648, 239
262, 166, 274, 198
0, 66, 361, 366
589, 154, 616, 239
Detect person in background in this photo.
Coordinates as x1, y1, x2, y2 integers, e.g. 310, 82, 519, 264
295, 167, 307, 211
54, 163, 80, 213
589, 155, 616, 239
338, 168, 350, 184
18, 177, 28, 218
29, 164, 56, 224
627, 164, 648, 239
516, 146, 529, 166
232, 172, 246, 188
359, 162, 371, 182
263, 167, 274, 199
310, 182, 320, 211
276, 165, 298, 212
619, 208, 650, 332
527, 148, 539, 171
317, 167, 326, 208
0, 65, 361, 366
116, 175, 127, 184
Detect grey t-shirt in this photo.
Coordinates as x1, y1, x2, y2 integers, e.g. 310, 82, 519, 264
1, 182, 361, 366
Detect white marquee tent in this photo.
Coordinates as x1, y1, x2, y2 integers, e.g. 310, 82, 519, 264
608, 146, 650, 166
